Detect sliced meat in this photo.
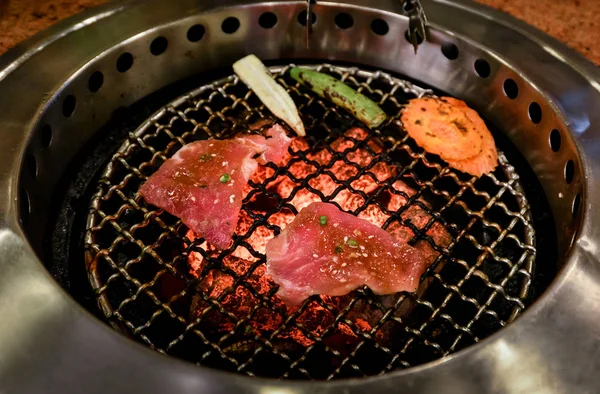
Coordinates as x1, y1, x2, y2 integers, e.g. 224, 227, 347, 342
139, 140, 256, 249
265, 202, 430, 305
236, 124, 292, 164
139, 125, 291, 249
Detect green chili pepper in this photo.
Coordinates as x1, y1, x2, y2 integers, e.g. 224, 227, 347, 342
289, 67, 388, 129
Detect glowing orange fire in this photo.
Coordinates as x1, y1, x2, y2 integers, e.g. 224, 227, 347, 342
186, 128, 451, 350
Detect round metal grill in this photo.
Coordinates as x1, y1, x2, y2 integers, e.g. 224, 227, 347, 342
84, 64, 536, 379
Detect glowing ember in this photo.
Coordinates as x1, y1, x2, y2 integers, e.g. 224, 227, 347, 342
186, 127, 451, 354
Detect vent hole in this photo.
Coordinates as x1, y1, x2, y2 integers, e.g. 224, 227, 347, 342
222, 17, 240, 34
550, 129, 561, 152
564, 160, 574, 184
187, 24, 206, 42
335, 12, 354, 29
116, 52, 134, 73
88, 71, 104, 93
41, 124, 52, 148
528, 102, 542, 124
26, 154, 37, 179
150, 36, 168, 56
298, 10, 316, 26
441, 42, 459, 60
503, 79, 518, 99
474, 59, 490, 78
259, 12, 277, 29
572, 193, 581, 217
20, 190, 30, 222
62, 95, 76, 117
371, 18, 389, 35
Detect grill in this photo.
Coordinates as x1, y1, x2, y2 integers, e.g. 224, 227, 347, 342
85, 64, 536, 379
2, 0, 598, 392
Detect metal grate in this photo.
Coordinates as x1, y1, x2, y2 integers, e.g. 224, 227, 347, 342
84, 64, 536, 379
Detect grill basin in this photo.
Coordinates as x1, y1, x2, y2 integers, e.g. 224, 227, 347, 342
85, 64, 536, 379
0, 0, 598, 393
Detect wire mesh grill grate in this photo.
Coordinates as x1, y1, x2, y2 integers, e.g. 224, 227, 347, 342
85, 64, 536, 379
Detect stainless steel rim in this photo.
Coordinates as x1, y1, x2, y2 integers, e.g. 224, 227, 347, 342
0, 0, 598, 392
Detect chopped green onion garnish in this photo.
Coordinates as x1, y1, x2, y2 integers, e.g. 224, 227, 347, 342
220, 173, 231, 183
347, 238, 359, 248
334, 245, 344, 254
200, 153, 212, 162
319, 215, 327, 226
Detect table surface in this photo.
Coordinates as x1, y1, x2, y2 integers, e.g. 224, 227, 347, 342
0, 0, 598, 64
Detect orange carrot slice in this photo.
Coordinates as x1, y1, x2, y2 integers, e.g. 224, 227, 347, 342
442, 97, 498, 176
446, 132, 498, 176
401, 97, 483, 161
402, 96, 499, 176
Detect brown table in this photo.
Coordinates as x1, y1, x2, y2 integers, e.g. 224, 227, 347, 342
0, 0, 598, 64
